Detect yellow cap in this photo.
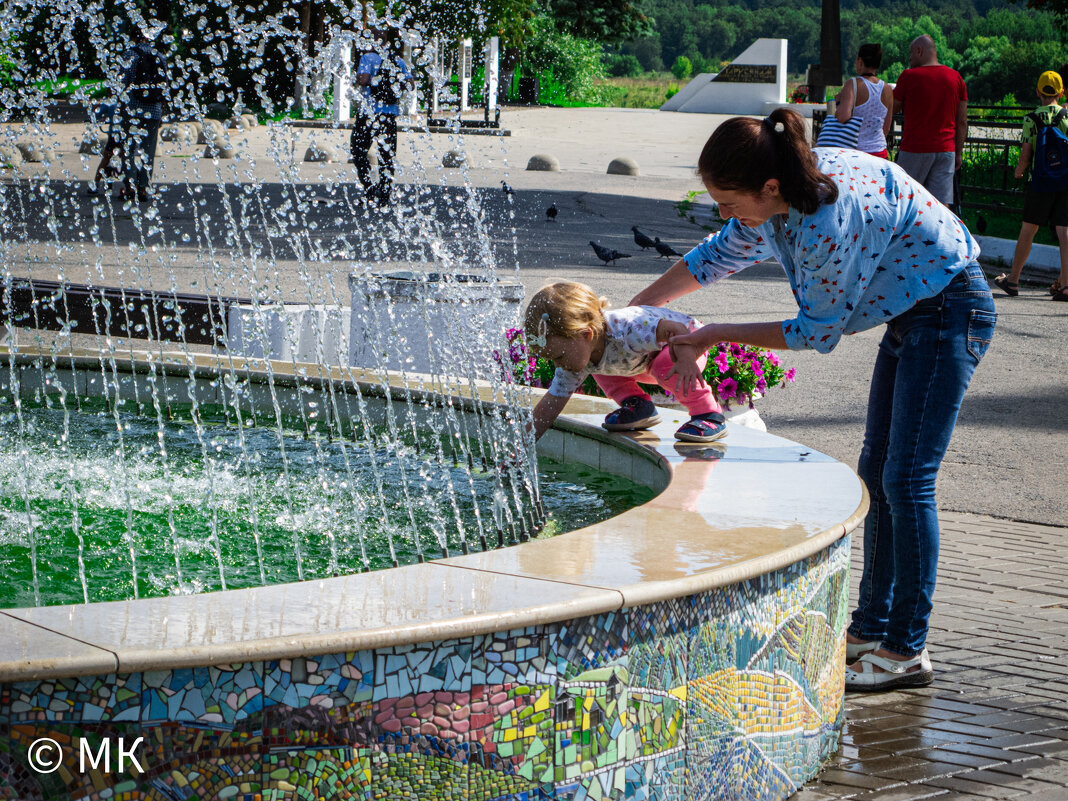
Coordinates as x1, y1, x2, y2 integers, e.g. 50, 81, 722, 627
1038, 70, 1063, 98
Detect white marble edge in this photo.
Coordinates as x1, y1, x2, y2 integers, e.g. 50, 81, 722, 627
0, 611, 118, 682
0, 348, 867, 680
1, 557, 629, 679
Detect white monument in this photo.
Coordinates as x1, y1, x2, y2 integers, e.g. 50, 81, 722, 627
331, 43, 352, 123
484, 37, 500, 115
661, 38, 788, 115
458, 38, 473, 111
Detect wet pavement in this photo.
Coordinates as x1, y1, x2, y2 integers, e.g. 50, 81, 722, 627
799, 512, 1068, 799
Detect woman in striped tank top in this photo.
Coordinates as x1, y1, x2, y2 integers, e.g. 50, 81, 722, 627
834, 44, 894, 158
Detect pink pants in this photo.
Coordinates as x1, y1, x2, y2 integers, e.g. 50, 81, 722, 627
594, 347, 721, 417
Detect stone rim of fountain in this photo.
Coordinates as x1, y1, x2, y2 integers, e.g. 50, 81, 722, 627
0, 346, 868, 682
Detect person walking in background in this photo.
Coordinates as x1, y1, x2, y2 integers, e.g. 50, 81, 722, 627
350, 27, 414, 205
87, 99, 122, 196
118, 21, 168, 202
833, 44, 893, 158
892, 35, 968, 205
994, 71, 1068, 302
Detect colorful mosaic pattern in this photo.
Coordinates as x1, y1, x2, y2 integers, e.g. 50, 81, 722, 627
0, 537, 849, 800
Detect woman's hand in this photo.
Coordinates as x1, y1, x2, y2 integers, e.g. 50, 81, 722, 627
668, 325, 718, 354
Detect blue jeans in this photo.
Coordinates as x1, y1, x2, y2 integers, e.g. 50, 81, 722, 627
848, 262, 996, 657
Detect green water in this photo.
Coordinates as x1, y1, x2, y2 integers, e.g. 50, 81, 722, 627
0, 400, 654, 608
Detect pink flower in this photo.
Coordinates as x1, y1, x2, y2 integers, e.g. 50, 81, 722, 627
766, 351, 781, 367
785, 368, 796, 383
717, 377, 737, 399
714, 352, 730, 374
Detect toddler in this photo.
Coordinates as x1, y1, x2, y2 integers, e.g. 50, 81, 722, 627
524, 281, 726, 443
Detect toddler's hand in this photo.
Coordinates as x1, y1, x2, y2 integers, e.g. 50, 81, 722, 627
665, 345, 706, 397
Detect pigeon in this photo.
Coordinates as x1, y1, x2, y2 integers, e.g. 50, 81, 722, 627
654, 237, 682, 259
590, 241, 631, 265
501, 181, 514, 195
546, 203, 557, 222
632, 226, 656, 250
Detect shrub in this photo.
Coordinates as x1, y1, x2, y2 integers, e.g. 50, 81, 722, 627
670, 55, 693, 81
523, 14, 606, 101
605, 54, 643, 78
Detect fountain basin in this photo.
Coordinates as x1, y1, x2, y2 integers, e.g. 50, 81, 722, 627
0, 347, 866, 800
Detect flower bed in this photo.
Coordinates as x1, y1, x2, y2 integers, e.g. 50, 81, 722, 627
499, 328, 795, 408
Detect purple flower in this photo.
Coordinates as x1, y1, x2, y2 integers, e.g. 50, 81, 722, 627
717, 377, 737, 399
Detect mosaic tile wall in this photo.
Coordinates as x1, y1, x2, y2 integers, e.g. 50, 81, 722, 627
0, 536, 849, 800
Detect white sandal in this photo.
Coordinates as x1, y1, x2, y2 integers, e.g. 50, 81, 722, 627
846, 639, 880, 663
845, 648, 933, 691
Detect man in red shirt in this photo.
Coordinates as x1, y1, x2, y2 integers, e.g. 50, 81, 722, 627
892, 35, 968, 206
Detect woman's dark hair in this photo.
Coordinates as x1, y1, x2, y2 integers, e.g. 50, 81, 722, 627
858, 43, 882, 71
696, 107, 838, 215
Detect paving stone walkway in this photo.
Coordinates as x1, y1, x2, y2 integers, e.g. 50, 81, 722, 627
799, 512, 1068, 800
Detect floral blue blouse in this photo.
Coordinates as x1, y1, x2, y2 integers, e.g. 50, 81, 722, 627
683, 148, 980, 353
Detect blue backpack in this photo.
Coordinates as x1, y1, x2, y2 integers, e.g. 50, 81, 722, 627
1028, 107, 1068, 192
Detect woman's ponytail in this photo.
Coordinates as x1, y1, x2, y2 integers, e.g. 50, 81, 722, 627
697, 107, 838, 215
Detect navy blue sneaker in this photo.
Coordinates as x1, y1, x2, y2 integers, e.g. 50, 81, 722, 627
603, 395, 660, 432
675, 411, 727, 443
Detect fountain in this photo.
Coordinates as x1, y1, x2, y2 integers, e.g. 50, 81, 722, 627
0, 5, 866, 800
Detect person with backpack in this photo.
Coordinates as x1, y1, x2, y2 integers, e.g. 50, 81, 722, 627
350, 27, 414, 205
994, 70, 1068, 302
117, 21, 169, 202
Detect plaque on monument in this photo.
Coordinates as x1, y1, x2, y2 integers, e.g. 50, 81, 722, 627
713, 64, 777, 84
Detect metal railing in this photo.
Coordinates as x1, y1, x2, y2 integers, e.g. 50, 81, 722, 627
811, 106, 1028, 216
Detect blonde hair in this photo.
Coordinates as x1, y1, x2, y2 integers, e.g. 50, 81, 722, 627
524, 281, 608, 350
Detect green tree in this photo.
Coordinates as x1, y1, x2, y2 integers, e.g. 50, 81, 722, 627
621, 35, 664, 72
522, 13, 606, 99
1009, 0, 1068, 32
968, 39, 1068, 102
547, 0, 653, 44
868, 15, 958, 82
606, 52, 643, 76
671, 54, 692, 79
955, 35, 1011, 101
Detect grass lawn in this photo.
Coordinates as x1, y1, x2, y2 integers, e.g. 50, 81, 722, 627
592, 75, 680, 109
